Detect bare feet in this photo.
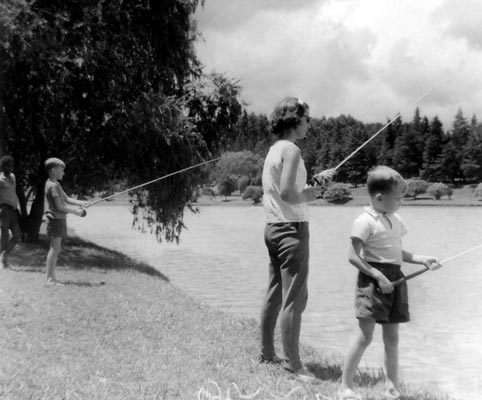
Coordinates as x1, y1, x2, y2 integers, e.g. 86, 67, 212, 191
46, 278, 64, 286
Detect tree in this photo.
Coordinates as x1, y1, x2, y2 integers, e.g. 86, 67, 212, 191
342, 125, 371, 186
242, 185, 263, 204
392, 125, 420, 178
378, 117, 402, 166
185, 72, 243, 153
405, 179, 429, 199
461, 116, 482, 182
218, 174, 237, 200
427, 183, 452, 200
0, 0, 210, 243
323, 183, 352, 204
438, 139, 462, 183
210, 151, 263, 186
421, 116, 444, 181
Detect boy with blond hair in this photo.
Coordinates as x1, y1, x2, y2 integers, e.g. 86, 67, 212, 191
44, 158, 86, 284
338, 166, 441, 400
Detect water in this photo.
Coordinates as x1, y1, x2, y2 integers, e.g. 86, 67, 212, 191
70, 205, 482, 399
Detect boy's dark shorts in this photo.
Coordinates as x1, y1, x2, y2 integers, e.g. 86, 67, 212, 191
0, 204, 20, 230
355, 262, 410, 324
46, 217, 67, 239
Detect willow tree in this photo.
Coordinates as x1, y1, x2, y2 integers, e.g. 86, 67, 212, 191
0, 0, 214, 242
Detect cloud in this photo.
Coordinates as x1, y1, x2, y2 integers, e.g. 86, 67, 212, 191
436, 0, 482, 50
194, 0, 482, 128
195, 0, 323, 32
196, 3, 375, 116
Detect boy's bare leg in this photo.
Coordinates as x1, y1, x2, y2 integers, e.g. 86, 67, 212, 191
382, 323, 400, 396
340, 318, 376, 392
0, 226, 10, 268
1, 222, 21, 268
46, 237, 62, 283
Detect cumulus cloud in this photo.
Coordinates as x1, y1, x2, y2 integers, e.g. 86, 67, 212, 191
195, 0, 324, 32
194, 0, 482, 128
436, 0, 482, 50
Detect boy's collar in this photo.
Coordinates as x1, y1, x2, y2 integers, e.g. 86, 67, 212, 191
364, 206, 391, 218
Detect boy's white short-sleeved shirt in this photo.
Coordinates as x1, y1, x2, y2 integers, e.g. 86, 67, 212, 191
351, 206, 408, 266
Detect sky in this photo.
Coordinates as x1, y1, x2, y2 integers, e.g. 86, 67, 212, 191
194, 0, 482, 129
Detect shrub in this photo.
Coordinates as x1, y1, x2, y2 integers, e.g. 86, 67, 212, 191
237, 175, 250, 194
474, 183, 482, 200
219, 175, 238, 199
323, 183, 352, 204
427, 182, 452, 200
405, 179, 429, 199
242, 186, 263, 204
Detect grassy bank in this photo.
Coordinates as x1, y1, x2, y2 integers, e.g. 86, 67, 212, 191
195, 183, 482, 207
0, 238, 452, 400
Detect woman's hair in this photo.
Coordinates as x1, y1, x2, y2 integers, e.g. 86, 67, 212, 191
270, 97, 310, 136
367, 166, 407, 195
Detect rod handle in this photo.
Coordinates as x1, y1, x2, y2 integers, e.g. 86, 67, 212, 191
392, 266, 430, 287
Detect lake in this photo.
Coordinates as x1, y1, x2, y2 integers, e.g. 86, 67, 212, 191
70, 204, 482, 400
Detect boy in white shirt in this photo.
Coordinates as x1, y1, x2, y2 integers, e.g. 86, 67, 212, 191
338, 166, 441, 400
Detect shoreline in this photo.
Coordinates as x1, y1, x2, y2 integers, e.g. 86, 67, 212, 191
0, 236, 456, 400
193, 195, 482, 208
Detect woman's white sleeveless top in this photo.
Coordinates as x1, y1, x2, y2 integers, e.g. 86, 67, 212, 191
262, 140, 309, 222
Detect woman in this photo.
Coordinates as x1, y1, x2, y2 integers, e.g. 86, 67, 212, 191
260, 97, 334, 381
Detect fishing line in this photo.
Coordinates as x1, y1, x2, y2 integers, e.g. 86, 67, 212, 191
393, 242, 482, 286
86, 157, 222, 208
335, 76, 447, 171
310, 76, 447, 185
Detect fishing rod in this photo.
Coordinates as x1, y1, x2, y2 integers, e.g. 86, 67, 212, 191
85, 157, 222, 208
310, 76, 446, 185
392, 242, 482, 287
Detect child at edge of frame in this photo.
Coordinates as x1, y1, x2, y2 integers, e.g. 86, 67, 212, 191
0, 155, 22, 269
337, 166, 442, 400
44, 157, 87, 285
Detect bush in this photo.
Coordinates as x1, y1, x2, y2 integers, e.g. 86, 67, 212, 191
405, 179, 429, 199
242, 186, 263, 204
427, 182, 452, 200
474, 183, 482, 200
219, 175, 238, 199
237, 175, 250, 194
323, 183, 352, 204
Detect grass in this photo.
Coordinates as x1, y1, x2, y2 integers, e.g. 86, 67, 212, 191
0, 237, 454, 400
194, 183, 482, 208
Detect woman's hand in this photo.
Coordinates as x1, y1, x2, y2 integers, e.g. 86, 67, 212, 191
314, 168, 336, 184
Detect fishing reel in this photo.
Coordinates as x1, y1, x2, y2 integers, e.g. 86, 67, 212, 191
307, 174, 329, 198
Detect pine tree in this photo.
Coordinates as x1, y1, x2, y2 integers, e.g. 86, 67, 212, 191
421, 116, 444, 181
461, 116, 482, 181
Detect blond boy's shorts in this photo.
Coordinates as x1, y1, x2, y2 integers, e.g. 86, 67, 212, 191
355, 262, 410, 324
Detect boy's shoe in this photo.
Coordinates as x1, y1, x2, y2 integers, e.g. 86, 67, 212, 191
337, 387, 363, 400
258, 354, 283, 364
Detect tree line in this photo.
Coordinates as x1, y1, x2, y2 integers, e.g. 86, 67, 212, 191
217, 108, 482, 187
